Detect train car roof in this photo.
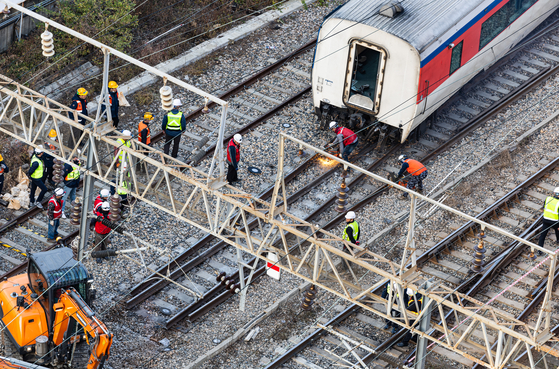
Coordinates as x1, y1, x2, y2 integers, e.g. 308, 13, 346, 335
328, 0, 487, 53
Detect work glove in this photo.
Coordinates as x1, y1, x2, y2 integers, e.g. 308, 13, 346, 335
49, 220, 54, 226
355, 241, 360, 246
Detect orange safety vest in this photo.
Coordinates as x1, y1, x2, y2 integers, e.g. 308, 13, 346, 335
75, 100, 84, 113
138, 121, 151, 145
404, 159, 426, 176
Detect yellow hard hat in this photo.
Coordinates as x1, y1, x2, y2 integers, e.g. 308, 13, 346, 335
0, 154, 3, 161
143, 112, 154, 121
77, 88, 88, 96
48, 129, 57, 138
108, 81, 118, 89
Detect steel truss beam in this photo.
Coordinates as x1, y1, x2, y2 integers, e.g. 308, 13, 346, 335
0, 77, 557, 369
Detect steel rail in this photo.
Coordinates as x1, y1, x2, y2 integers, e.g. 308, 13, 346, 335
149, 39, 316, 145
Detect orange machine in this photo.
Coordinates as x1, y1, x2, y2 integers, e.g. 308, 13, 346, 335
0, 247, 112, 368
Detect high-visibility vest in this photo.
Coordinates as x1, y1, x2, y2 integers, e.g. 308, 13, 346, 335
335, 127, 358, 146
404, 159, 426, 176
93, 196, 103, 213
30, 155, 44, 179
75, 100, 84, 113
138, 121, 151, 145
343, 221, 359, 242
65, 163, 81, 181
226, 138, 240, 164
407, 293, 423, 315
544, 196, 559, 221
116, 138, 131, 165
48, 196, 63, 219
165, 111, 183, 131
118, 173, 130, 195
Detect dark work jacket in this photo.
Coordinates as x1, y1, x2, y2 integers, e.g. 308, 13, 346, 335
161, 109, 186, 137
69, 94, 88, 124
42, 152, 54, 168
100, 89, 119, 117
63, 163, 80, 188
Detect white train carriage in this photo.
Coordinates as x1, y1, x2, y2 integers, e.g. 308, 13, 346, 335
312, 0, 559, 144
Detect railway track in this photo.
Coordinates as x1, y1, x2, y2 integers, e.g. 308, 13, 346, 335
265, 155, 559, 369
122, 19, 559, 338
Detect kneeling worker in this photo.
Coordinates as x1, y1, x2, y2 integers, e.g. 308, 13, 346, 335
396, 155, 427, 198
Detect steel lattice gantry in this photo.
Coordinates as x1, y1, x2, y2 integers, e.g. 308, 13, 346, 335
0, 75, 558, 369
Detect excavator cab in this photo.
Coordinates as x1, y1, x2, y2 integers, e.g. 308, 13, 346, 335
0, 247, 111, 368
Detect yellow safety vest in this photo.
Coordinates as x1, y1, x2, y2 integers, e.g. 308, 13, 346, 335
116, 138, 131, 165
166, 111, 183, 130
544, 196, 559, 221
65, 163, 81, 181
117, 173, 130, 195
343, 221, 359, 242
408, 293, 423, 315
30, 155, 44, 179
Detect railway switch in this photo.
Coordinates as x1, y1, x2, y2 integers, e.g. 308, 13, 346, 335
70, 199, 81, 226
41, 28, 54, 57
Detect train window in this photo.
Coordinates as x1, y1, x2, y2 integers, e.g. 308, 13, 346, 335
344, 40, 387, 114
480, 0, 537, 49
449, 41, 463, 75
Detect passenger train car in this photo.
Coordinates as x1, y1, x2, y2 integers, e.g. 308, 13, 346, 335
312, 0, 559, 144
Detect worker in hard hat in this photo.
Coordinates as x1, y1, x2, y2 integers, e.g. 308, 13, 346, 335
101, 81, 121, 129
538, 187, 559, 256
226, 134, 242, 184
326, 121, 358, 163
0, 153, 9, 195
138, 112, 153, 146
69, 88, 88, 125
93, 201, 112, 263
111, 130, 132, 195
397, 288, 423, 347
90, 189, 110, 230
42, 130, 58, 188
396, 154, 428, 199
28, 146, 47, 209
47, 188, 65, 243
340, 211, 359, 271
162, 99, 186, 158
61, 155, 81, 218
68, 88, 88, 147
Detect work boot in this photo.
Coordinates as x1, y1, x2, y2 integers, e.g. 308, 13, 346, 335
383, 323, 391, 330
46, 238, 56, 243
397, 342, 408, 347
61, 212, 67, 219
417, 188, 424, 195
391, 326, 398, 334
35, 202, 43, 209
96, 258, 103, 264
399, 193, 408, 200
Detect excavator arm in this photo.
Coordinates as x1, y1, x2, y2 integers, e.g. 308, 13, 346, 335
51, 288, 112, 369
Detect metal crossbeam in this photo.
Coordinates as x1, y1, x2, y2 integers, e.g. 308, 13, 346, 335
0, 76, 557, 368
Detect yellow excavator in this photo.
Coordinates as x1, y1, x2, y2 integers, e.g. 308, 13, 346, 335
0, 247, 112, 368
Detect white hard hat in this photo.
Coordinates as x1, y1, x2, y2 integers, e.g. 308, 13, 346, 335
398, 154, 408, 162
100, 189, 110, 198
54, 188, 65, 196
329, 121, 337, 129
345, 211, 356, 220
173, 99, 182, 107
101, 201, 110, 211
234, 134, 242, 143
554, 187, 559, 194
35, 145, 44, 153
122, 130, 132, 137
407, 288, 414, 296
